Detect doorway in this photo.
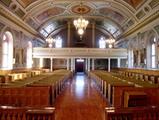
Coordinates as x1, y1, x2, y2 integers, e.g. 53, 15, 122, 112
75, 58, 85, 73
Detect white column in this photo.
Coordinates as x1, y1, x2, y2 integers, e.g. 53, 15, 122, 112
67, 58, 70, 70
50, 58, 53, 72
137, 50, 141, 67
117, 58, 121, 68
39, 58, 43, 68
108, 58, 110, 72
92, 58, 95, 70
71, 58, 73, 72
88, 58, 90, 72
128, 49, 134, 68
85, 59, 88, 71
147, 44, 151, 69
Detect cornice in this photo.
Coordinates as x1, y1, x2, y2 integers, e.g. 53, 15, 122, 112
0, 4, 38, 37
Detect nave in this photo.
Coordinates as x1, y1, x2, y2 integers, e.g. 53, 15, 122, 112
55, 72, 108, 120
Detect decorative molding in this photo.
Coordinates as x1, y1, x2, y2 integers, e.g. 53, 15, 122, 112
0, 4, 38, 37
119, 10, 159, 39
33, 48, 127, 58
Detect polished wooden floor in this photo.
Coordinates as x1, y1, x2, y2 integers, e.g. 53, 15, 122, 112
55, 72, 108, 120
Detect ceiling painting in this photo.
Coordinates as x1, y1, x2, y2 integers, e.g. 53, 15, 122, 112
123, 0, 146, 9
71, 5, 91, 14
99, 8, 126, 24
0, 0, 12, 7
17, 0, 37, 8
36, 7, 65, 22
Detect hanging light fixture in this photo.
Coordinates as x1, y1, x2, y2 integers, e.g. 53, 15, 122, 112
106, 38, 115, 48
46, 37, 55, 48
73, 1, 89, 36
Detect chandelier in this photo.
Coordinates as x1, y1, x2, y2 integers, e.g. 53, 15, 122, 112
106, 38, 116, 48
73, 2, 89, 36
46, 37, 55, 48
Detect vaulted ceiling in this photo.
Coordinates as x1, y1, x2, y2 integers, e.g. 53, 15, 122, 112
0, 0, 158, 42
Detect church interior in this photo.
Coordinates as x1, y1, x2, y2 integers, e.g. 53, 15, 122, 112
0, 0, 159, 119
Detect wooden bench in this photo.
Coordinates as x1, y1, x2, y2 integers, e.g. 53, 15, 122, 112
0, 87, 50, 107
89, 70, 159, 107
0, 70, 72, 107
0, 106, 55, 120
112, 68, 159, 84
124, 91, 148, 107
105, 106, 159, 120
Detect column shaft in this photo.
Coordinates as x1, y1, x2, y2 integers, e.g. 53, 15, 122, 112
88, 58, 90, 72
67, 21, 71, 47
108, 58, 110, 72
50, 58, 53, 72
67, 58, 70, 70
117, 58, 121, 68
39, 58, 43, 68
92, 58, 95, 70
92, 22, 95, 47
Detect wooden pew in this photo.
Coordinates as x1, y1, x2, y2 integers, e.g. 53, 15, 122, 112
0, 87, 51, 107
89, 70, 159, 107
0, 69, 45, 83
0, 70, 72, 107
105, 106, 159, 120
0, 106, 55, 120
28, 73, 72, 105
113, 68, 159, 84
124, 91, 147, 107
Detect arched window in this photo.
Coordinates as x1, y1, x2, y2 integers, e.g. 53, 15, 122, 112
151, 37, 156, 68
27, 41, 32, 68
2, 31, 13, 70
55, 36, 62, 48
99, 37, 106, 48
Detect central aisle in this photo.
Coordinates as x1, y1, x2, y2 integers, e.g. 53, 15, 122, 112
55, 72, 107, 120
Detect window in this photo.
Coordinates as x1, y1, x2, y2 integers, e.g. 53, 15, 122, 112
40, 29, 48, 37
55, 36, 62, 48
151, 38, 156, 68
99, 37, 106, 48
2, 31, 13, 70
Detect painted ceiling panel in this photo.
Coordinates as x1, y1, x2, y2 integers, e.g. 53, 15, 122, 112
44, 22, 57, 34
0, 0, 12, 7
26, 18, 39, 30
123, 0, 146, 9
99, 8, 126, 24
1, 0, 156, 40
40, 29, 48, 37
103, 22, 118, 34
36, 7, 65, 22
17, 0, 37, 8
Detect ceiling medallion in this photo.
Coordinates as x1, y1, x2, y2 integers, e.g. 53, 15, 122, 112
71, 5, 91, 14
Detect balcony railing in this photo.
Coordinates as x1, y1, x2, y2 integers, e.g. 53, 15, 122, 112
33, 48, 127, 58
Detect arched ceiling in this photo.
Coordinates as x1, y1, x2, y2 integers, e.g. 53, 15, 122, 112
0, 0, 158, 40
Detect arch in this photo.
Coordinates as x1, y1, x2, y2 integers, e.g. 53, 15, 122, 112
26, 41, 33, 68
25, 0, 136, 20
1, 31, 13, 70
146, 30, 157, 69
